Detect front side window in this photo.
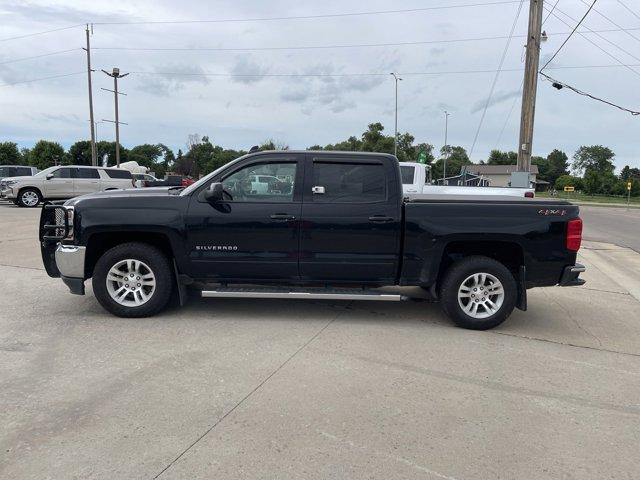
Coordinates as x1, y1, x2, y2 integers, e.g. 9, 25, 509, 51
222, 162, 296, 202
311, 162, 386, 203
51, 168, 73, 179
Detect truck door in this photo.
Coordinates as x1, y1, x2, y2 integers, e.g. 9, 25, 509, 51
185, 154, 303, 281
74, 167, 101, 195
43, 167, 74, 198
299, 155, 402, 284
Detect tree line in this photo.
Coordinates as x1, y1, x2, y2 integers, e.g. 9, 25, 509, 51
1, 122, 637, 196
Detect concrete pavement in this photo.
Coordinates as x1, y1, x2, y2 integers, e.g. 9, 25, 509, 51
580, 205, 640, 252
1, 203, 640, 480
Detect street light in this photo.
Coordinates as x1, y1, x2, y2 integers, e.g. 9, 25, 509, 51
443, 111, 451, 182
390, 73, 403, 157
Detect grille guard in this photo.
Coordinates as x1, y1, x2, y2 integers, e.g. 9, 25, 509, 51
39, 203, 69, 243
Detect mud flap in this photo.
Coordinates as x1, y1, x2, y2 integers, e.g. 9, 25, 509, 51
516, 265, 527, 311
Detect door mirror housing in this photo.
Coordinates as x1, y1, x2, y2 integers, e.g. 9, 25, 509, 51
204, 182, 224, 202
46, 173, 54, 180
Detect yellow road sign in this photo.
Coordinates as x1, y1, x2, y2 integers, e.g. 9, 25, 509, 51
564, 186, 575, 192
628, 182, 633, 191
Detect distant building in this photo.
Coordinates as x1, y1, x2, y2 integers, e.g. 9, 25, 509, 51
465, 164, 539, 187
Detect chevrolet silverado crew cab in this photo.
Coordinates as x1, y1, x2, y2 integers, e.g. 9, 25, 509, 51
39, 151, 585, 330
2, 165, 133, 207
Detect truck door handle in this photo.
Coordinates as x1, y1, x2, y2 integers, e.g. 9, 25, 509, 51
270, 213, 296, 221
368, 215, 394, 223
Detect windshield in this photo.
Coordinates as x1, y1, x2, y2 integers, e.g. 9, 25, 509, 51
34, 166, 59, 177
180, 154, 249, 196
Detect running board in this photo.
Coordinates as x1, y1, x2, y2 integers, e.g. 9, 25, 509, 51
200, 286, 406, 302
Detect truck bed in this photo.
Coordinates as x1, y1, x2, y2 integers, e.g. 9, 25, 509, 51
405, 194, 571, 205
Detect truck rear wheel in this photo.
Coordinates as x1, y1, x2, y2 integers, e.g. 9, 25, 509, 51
439, 256, 517, 330
92, 242, 173, 317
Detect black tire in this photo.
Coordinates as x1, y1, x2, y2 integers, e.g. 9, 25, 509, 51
17, 188, 42, 208
92, 242, 174, 317
439, 256, 517, 330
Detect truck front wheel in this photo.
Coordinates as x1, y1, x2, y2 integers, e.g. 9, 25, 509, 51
439, 256, 517, 330
92, 242, 174, 317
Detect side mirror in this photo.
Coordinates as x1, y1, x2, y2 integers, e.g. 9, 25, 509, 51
204, 182, 224, 202
46, 173, 54, 180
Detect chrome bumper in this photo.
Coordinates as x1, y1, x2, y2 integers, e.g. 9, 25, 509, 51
55, 244, 86, 278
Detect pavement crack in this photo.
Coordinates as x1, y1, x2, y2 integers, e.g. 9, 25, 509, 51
567, 286, 630, 296
152, 306, 346, 479
0, 263, 45, 271
544, 289, 603, 348
492, 331, 640, 358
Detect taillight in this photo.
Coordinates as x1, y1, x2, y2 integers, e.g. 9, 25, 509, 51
524, 191, 534, 198
566, 218, 583, 251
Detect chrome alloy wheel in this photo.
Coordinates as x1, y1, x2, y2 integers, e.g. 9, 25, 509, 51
106, 259, 156, 307
457, 272, 505, 319
21, 190, 39, 206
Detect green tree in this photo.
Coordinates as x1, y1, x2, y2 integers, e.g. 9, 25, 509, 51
67, 140, 93, 166
546, 149, 569, 184
27, 140, 65, 170
573, 145, 615, 175
531, 156, 548, 182
582, 169, 618, 195
432, 145, 472, 179
620, 165, 640, 182
487, 150, 517, 165
554, 174, 583, 191
0, 142, 22, 165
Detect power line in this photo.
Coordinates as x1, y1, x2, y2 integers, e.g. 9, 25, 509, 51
540, 72, 640, 115
0, 48, 80, 65
92, 1, 524, 26
0, 24, 84, 43
541, 0, 597, 71
2, 62, 638, 89
617, 0, 640, 22
90, 27, 640, 54
553, 5, 640, 65
469, 0, 525, 158
0, 71, 85, 87
580, 0, 640, 44
546, 6, 640, 78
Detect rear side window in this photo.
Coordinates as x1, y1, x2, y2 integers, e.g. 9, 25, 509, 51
400, 166, 415, 184
312, 162, 386, 203
104, 169, 132, 179
15, 167, 33, 176
76, 168, 100, 179
0, 167, 17, 177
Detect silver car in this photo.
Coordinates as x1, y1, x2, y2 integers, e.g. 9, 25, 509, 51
1, 165, 133, 207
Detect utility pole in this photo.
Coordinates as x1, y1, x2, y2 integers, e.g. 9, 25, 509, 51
101, 68, 129, 167
443, 110, 450, 182
83, 24, 97, 166
517, 0, 544, 173
390, 73, 402, 157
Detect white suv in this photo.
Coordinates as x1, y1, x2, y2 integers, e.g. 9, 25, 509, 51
1, 165, 133, 207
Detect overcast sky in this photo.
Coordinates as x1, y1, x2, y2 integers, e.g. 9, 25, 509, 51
1, 0, 638, 169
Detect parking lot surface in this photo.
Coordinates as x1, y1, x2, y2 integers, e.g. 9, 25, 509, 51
1, 202, 639, 479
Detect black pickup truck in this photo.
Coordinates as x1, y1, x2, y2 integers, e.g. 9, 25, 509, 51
39, 151, 585, 330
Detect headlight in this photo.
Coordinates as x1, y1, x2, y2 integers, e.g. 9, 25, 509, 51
65, 206, 75, 241
5, 180, 17, 186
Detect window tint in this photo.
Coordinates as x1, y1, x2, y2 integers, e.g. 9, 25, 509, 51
222, 162, 296, 202
51, 168, 74, 179
0, 167, 17, 177
312, 162, 386, 203
76, 168, 100, 179
104, 169, 132, 179
400, 166, 415, 185
15, 167, 33, 176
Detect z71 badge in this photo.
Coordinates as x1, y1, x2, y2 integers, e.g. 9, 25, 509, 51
537, 209, 567, 216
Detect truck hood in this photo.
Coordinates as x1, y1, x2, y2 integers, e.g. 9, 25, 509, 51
64, 187, 181, 206
1, 175, 35, 183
